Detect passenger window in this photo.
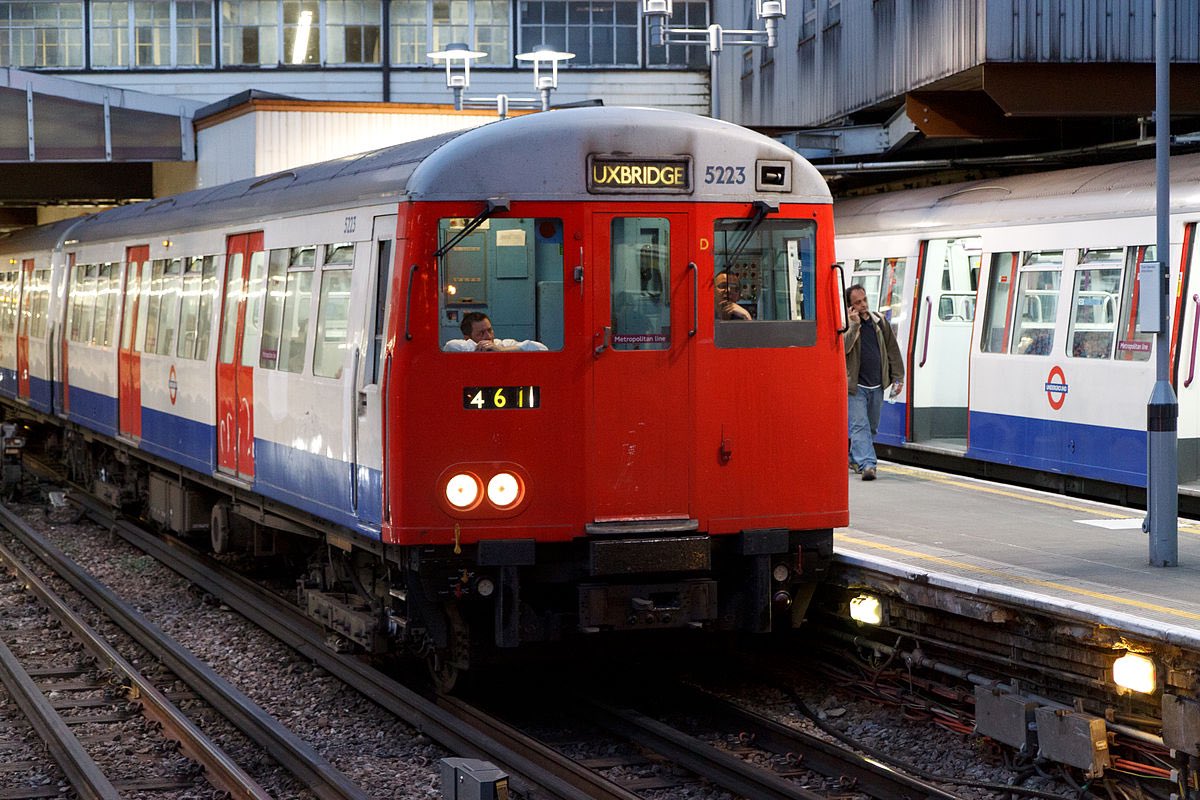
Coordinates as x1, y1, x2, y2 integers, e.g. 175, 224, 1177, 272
69, 265, 94, 344
612, 218, 670, 351
1010, 250, 1063, 356
143, 260, 164, 353
1068, 248, 1123, 359
324, 242, 355, 266
29, 269, 49, 339
1115, 245, 1155, 362
155, 258, 183, 355
259, 249, 289, 369
713, 217, 818, 348
96, 263, 118, 346
880, 257, 906, 324
218, 254, 242, 366
980, 252, 1018, 352
177, 255, 218, 361
438, 217, 562, 352
850, 259, 882, 310
241, 251, 267, 368
314, 268, 352, 378
929, 238, 979, 322
278, 267, 313, 374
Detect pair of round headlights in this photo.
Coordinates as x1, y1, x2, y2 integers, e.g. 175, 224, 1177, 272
445, 470, 523, 511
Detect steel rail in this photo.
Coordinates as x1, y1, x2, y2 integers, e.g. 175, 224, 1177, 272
97, 503, 641, 800
0, 501, 369, 800
0, 517, 271, 799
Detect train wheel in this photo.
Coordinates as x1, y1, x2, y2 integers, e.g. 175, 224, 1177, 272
426, 650, 459, 694
211, 503, 230, 554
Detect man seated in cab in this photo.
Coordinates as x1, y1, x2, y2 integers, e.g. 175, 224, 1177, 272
445, 311, 548, 352
715, 270, 752, 320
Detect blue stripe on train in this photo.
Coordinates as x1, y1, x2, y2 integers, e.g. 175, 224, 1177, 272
966, 410, 1145, 486
254, 437, 383, 538
27, 374, 53, 414
0, 368, 15, 400
64, 385, 119, 438
140, 405, 216, 475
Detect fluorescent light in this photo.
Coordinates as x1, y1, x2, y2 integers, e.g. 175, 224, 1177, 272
291, 10, 313, 65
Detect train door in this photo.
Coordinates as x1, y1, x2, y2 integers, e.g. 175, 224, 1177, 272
118, 245, 148, 439
589, 212, 690, 519
15, 259, 32, 400
908, 237, 981, 447
216, 232, 263, 479
353, 215, 395, 524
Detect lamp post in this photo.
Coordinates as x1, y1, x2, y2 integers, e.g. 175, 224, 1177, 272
428, 43, 575, 119
642, 0, 786, 119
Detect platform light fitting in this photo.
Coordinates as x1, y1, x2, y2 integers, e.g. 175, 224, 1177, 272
849, 594, 883, 625
429, 43, 573, 116
1113, 652, 1156, 694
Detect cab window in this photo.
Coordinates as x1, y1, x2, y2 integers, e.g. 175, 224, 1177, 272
610, 217, 669, 351
713, 217, 817, 348
438, 217, 562, 352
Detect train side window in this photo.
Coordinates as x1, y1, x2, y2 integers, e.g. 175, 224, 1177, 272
29, 269, 49, 339
314, 268, 352, 378
1068, 248, 1123, 360
278, 266, 314, 374
241, 251, 268, 368
143, 260, 165, 353
714, 217, 818, 348
97, 263, 118, 346
80, 265, 99, 346
930, 238, 979, 322
69, 265, 93, 343
980, 252, 1018, 352
154, 258, 183, 355
1115, 245, 1155, 362
259, 249, 290, 369
438, 217, 561, 351
1010, 250, 1063, 356
880, 257, 906, 324
611, 218, 670, 351
177, 255, 218, 361
849, 259, 882, 311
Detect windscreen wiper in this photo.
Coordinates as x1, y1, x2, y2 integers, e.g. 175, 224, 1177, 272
433, 196, 511, 260
722, 199, 778, 272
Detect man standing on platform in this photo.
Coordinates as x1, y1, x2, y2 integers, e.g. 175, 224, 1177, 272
844, 285, 904, 481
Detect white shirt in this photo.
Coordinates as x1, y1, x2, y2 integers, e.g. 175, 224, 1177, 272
444, 338, 548, 352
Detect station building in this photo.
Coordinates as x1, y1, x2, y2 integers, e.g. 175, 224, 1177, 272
0, 0, 1198, 226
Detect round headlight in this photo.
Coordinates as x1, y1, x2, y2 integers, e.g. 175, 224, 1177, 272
445, 473, 481, 509
486, 472, 522, 509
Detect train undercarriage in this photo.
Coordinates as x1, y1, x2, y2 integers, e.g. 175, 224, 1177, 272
12, 412, 833, 692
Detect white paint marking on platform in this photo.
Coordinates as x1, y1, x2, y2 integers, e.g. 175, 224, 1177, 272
1075, 518, 1144, 530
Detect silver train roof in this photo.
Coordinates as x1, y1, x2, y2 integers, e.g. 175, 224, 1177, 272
835, 152, 1200, 237
0, 107, 828, 255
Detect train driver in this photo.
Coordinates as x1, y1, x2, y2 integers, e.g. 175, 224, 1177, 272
716, 270, 752, 320
445, 312, 548, 352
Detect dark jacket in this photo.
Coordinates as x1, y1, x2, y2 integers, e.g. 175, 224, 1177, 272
844, 311, 905, 395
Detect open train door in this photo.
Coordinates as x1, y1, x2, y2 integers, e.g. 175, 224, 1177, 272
216, 232, 262, 480
118, 245, 148, 439
15, 259, 32, 401
907, 237, 981, 448
588, 212, 691, 520
351, 215, 395, 526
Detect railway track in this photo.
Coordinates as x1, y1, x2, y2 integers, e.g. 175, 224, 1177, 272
0, 507, 272, 799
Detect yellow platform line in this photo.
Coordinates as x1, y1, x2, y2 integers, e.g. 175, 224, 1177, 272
882, 465, 1200, 536
839, 532, 1200, 623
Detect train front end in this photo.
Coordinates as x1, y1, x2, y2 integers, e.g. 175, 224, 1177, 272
385, 108, 847, 686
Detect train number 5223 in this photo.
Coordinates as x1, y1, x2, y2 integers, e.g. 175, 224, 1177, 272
704, 165, 746, 185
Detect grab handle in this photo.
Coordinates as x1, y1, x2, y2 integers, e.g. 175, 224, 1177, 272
594, 326, 611, 356
688, 262, 698, 337
1186, 293, 1200, 388
919, 295, 932, 368
404, 263, 418, 341
833, 263, 849, 334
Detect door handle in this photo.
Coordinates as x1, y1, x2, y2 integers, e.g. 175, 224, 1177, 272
689, 261, 698, 337
594, 326, 611, 356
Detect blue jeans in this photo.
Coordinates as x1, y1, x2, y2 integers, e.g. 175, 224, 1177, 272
849, 385, 884, 470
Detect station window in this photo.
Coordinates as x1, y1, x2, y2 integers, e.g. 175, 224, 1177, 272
260, 246, 315, 372
177, 255, 217, 361
1116, 245, 1155, 362
439, 217, 561, 352
0, 1, 84, 68
1067, 248, 1123, 360
1010, 250, 1062, 356
393, 0, 509, 66
222, 0, 280, 66
713, 217, 818, 349
326, 0, 381, 64
519, 0, 637, 66
91, 0, 214, 69
644, 0, 707, 68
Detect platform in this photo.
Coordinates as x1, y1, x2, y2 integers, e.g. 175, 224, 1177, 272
838, 463, 1200, 649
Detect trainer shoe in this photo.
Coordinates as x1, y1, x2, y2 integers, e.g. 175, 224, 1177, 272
849, 462, 861, 474
862, 467, 877, 481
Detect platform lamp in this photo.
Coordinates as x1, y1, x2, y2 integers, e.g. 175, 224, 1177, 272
642, 0, 786, 119
426, 42, 486, 111
515, 45, 575, 112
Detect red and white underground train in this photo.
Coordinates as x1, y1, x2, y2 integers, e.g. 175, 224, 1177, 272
0, 107, 845, 687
